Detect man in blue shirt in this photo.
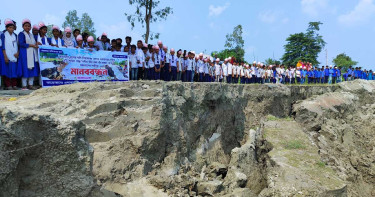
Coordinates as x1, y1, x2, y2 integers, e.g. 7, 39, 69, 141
307, 69, 314, 84
301, 68, 306, 84
332, 66, 338, 84
314, 67, 320, 84
337, 67, 341, 83
328, 65, 334, 84
324, 66, 329, 83
347, 67, 353, 81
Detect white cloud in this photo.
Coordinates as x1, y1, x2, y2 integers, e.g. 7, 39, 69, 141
209, 3, 230, 17
338, 0, 375, 26
258, 11, 277, 23
301, 0, 329, 17
43, 13, 65, 26
258, 11, 289, 24
98, 21, 143, 41
282, 18, 290, 24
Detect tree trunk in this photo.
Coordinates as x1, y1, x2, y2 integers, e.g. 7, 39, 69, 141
145, 0, 152, 43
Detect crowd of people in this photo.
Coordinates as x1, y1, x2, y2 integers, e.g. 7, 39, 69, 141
1, 18, 374, 90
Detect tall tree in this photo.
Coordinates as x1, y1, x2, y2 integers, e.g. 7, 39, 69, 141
265, 58, 281, 65
62, 10, 96, 37
62, 10, 80, 30
332, 53, 358, 71
224, 25, 245, 62
281, 22, 326, 66
46, 24, 54, 38
79, 13, 96, 37
125, 0, 173, 43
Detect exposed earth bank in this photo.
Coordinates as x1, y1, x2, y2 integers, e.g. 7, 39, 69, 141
0, 80, 374, 197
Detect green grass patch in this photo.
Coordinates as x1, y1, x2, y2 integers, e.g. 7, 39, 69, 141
316, 161, 326, 168
266, 115, 293, 121
284, 140, 306, 150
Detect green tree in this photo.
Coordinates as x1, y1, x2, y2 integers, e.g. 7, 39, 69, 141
125, 0, 173, 43
46, 24, 54, 38
281, 22, 326, 66
265, 58, 281, 65
79, 13, 96, 37
224, 25, 245, 62
62, 10, 80, 30
62, 10, 96, 38
332, 53, 358, 71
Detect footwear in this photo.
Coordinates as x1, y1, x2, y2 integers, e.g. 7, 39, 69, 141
5, 87, 11, 90
28, 86, 36, 90
12, 86, 19, 90
22, 87, 29, 90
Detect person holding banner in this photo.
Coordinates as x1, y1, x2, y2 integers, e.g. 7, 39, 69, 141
63, 27, 76, 48
1, 19, 21, 90
75, 35, 85, 49
51, 25, 65, 48
18, 19, 39, 90
86, 36, 98, 51
96, 33, 111, 51
37, 22, 51, 46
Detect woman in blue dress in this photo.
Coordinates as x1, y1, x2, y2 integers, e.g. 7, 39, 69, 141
1, 19, 21, 90
18, 19, 39, 90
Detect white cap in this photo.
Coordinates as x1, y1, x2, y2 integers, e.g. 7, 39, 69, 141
253, 61, 256, 64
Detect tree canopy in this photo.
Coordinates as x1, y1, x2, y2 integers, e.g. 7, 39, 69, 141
281, 22, 326, 67
265, 58, 281, 66
62, 10, 96, 37
125, 0, 173, 43
212, 25, 245, 62
332, 53, 358, 71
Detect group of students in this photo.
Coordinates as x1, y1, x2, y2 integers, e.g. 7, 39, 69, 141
1, 18, 374, 90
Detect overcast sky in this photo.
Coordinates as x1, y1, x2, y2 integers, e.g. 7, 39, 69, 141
1, 0, 374, 69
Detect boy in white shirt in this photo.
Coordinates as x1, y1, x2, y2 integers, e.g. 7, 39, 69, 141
215, 59, 221, 82
226, 58, 233, 84
169, 48, 179, 81
163, 45, 170, 81
147, 45, 155, 80
129, 45, 138, 80
222, 60, 228, 83
198, 53, 205, 82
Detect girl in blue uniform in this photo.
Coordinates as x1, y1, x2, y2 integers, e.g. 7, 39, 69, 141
1, 19, 21, 90
18, 19, 39, 90
51, 25, 65, 48
37, 22, 51, 46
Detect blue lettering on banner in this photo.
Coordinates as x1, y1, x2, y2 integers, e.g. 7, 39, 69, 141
43, 80, 129, 87
40, 49, 63, 54
112, 55, 128, 58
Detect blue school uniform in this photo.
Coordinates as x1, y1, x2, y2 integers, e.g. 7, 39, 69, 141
332, 69, 337, 78
18, 32, 39, 78
0, 32, 3, 75
367, 72, 372, 80
36, 35, 51, 45
51, 38, 65, 47
324, 68, 329, 77
1, 33, 22, 78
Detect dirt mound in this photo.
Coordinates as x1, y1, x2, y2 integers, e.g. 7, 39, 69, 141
0, 80, 373, 196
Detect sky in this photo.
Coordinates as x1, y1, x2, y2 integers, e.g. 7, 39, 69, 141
1, 0, 375, 70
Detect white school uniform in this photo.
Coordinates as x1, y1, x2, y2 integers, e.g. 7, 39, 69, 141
222, 63, 228, 77
227, 63, 233, 75
129, 53, 138, 68
169, 55, 179, 67
136, 48, 145, 68
215, 64, 221, 76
